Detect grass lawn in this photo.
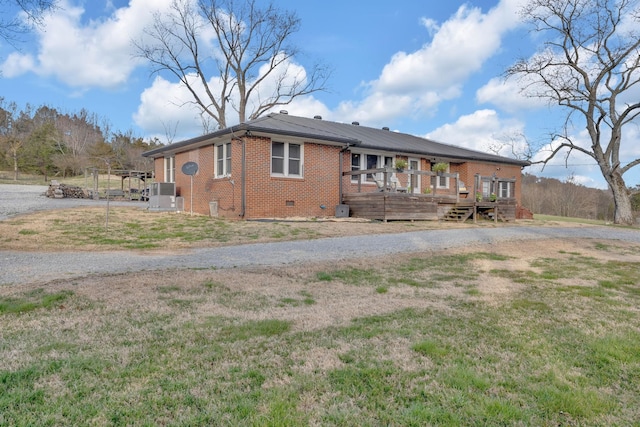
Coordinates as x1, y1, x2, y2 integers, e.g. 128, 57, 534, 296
533, 214, 611, 226
1, 237, 640, 425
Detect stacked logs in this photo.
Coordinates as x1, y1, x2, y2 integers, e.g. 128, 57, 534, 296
46, 181, 88, 199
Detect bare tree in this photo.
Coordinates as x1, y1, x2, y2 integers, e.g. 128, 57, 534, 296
507, 0, 640, 225
55, 109, 104, 175
0, 100, 32, 180
0, 0, 57, 45
134, 0, 330, 129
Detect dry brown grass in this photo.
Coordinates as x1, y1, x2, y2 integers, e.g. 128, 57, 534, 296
3, 229, 640, 425
0, 206, 492, 251
3, 237, 636, 332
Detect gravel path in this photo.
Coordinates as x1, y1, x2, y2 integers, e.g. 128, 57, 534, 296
1, 184, 639, 286
2, 225, 640, 286
0, 184, 147, 221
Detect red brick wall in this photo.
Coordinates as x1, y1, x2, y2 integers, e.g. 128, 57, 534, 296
173, 146, 218, 215
150, 143, 524, 217
152, 136, 342, 218
174, 142, 243, 218
153, 157, 163, 182
457, 161, 523, 204
243, 137, 341, 218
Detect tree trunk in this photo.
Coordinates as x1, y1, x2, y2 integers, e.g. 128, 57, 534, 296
12, 152, 18, 181
610, 175, 635, 225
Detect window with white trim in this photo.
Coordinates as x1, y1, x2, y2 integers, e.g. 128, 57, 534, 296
164, 156, 175, 183
271, 142, 302, 177
351, 152, 392, 182
215, 142, 232, 177
482, 180, 491, 196
434, 162, 450, 188
499, 181, 512, 198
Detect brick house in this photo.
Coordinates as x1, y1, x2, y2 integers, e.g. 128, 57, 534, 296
142, 112, 530, 220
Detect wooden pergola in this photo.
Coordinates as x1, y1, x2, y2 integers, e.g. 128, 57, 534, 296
84, 168, 154, 200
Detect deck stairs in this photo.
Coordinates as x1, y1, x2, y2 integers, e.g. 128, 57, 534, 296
443, 204, 474, 222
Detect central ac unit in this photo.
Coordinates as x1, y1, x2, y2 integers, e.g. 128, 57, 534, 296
149, 182, 177, 211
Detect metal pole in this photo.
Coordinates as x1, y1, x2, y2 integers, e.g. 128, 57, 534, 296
105, 162, 111, 231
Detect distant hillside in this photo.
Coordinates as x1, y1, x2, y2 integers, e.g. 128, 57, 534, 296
521, 173, 640, 222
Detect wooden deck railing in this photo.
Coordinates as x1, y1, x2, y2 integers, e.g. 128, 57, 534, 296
341, 167, 464, 202
339, 169, 519, 222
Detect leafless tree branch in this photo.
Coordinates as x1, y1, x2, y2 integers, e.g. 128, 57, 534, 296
133, 0, 330, 129
507, 0, 640, 224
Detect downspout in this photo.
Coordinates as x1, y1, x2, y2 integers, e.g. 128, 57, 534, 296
339, 143, 351, 203
240, 135, 247, 218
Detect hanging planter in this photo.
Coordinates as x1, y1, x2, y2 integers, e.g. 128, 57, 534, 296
432, 162, 448, 175
394, 159, 407, 172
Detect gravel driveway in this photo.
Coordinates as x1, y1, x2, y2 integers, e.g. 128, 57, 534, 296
1, 184, 639, 286
0, 184, 147, 221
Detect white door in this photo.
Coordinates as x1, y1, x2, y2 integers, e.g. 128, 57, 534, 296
408, 158, 420, 193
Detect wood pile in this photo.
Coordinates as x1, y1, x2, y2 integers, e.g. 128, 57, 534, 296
46, 181, 88, 199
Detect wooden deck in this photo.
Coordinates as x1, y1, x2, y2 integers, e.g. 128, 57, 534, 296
342, 192, 517, 222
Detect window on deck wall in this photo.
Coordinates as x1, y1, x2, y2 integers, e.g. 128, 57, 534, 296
271, 142, 302, 177
482, 180, 491, 197
499, 181, 512, 198
433, 162, 449, 189
215, 142, 232, 177
351, 152, 393, 182
164, 156, 175, 183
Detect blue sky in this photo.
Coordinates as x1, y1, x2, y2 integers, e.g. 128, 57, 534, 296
1, 0, 639, 189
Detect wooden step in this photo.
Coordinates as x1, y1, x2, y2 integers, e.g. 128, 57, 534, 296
443, 206, 474, 222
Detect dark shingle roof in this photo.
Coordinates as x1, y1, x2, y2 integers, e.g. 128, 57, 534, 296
143, 113, 530, 166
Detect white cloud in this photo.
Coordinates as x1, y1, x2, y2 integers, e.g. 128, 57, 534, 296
476, 75, 549, 113
335, 0, 524, 125
133, 0, 530, 138
426, 109, 526, 156
420, 18, 439, 36
1, 52, 36, 77
133, 75, 204, 141
134, 55, 317, 139
275, 96, 331, 121
1, 0, 173, 88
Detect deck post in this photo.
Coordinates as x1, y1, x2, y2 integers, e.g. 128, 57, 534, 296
383, 193, 387, 222
383, 170, 388, 192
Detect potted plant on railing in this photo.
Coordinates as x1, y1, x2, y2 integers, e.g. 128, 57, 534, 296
476, 191, 483, 202
394, 159, 408, 172
490, 192, 497, 202
432, 162, 448, 175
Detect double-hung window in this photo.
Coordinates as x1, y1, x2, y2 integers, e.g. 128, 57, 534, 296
435, 163, 450, 189
271, 142, 302, 177
215, 142, 232, 177
499, 181, 512, 198
164, 156, 175, 183
482, 180, 491, 197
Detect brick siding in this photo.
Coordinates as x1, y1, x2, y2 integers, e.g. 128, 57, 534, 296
151, 139, 524, 218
